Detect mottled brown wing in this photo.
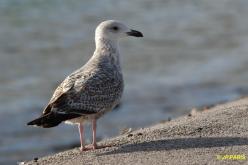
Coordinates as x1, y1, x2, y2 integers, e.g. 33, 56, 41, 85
50, 69, 122, 115
42, 57, 123, 116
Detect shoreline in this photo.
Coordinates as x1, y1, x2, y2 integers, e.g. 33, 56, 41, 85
24, 98, 248, 165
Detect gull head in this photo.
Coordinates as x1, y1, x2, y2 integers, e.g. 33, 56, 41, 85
95, 20, 143, 41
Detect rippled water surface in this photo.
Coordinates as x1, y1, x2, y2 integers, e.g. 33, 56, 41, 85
1, 0, 248, 164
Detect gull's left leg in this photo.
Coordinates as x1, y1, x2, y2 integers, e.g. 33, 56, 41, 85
92, 118, 97, 149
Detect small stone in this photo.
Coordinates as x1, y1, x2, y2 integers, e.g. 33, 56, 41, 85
137, 132, 143, 136
196, 127, 203, 132
33, 157, 38, 162
127, 133, 133, 137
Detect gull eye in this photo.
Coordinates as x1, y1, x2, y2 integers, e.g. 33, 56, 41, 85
112, 26, 119, 31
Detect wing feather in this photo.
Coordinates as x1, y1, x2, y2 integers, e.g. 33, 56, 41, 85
43, 66, 123, 116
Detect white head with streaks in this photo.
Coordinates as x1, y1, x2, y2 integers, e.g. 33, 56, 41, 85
95, 20, 143, 43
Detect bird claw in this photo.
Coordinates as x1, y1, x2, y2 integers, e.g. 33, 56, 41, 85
79, 144, 97, 152
79, 147, 86, 152
85, 144, 97, 150
80, 144, 113, 152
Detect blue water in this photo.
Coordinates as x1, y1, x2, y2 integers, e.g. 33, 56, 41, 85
1, 0, 248, 164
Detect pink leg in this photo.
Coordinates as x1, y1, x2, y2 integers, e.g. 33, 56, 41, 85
92, 118, 97, 149
85, 118, 112, 150
78, 123, 85, 152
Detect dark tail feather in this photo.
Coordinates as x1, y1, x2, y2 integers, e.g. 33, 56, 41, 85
27, 112, 81, 128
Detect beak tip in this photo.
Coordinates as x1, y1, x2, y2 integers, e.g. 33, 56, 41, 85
127, 30, 143, 37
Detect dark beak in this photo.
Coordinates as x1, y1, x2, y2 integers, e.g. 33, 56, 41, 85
126, 29, 143, 37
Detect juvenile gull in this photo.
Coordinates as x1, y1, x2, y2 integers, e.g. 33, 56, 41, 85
27, 20, 143, 151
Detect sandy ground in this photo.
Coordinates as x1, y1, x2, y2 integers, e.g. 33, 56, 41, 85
24, 98, 248, 165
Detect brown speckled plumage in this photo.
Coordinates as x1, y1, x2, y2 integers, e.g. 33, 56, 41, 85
27, 20, 143, 151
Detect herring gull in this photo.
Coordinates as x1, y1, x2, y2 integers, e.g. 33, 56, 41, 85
27, 20, 143, 151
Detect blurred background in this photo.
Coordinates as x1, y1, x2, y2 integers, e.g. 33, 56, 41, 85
1, 0, 248, 164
